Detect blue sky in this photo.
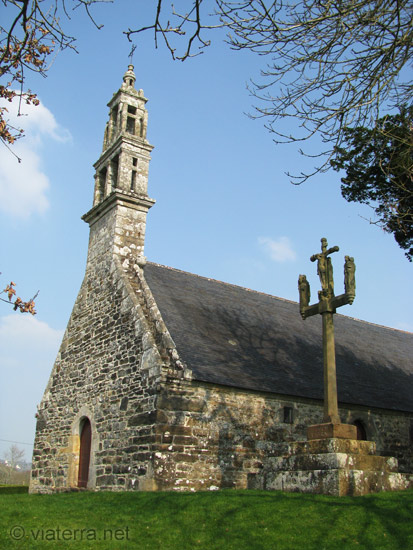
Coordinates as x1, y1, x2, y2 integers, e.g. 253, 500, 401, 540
0, 1, 412, 461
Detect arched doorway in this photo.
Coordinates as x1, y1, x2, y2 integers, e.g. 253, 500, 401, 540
78, 418, 92, 488
353, 420, 367, 441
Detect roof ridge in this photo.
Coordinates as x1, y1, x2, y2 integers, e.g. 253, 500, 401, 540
146, 261, 297, 303
145, 262, 412, 336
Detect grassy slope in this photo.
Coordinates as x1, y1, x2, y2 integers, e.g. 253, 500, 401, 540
1, 490, 412, 550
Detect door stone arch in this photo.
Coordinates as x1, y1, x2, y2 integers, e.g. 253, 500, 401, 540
67, 407, 97, 489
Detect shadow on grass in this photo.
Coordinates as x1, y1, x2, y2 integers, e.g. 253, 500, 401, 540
0, 486, 29, 494
1, 489, 412, 550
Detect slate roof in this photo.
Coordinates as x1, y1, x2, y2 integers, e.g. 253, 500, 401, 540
144, 262, 413, 413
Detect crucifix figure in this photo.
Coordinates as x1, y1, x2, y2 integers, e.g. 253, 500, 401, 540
298, 238, 356, 427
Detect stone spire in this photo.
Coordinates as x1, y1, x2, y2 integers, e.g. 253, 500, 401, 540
82, 65, 155, 267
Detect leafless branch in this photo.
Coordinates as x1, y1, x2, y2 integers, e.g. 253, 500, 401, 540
125, 0, 223, 61
0, 0, 108, 146
127, 1, 412, 183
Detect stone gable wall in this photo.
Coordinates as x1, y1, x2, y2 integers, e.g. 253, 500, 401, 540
29, 216, 164, 493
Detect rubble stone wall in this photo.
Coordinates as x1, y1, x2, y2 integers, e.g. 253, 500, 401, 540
153, 379, 413, 491
29, 212, 163, 493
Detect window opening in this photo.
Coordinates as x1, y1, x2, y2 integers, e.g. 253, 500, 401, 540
283, 406, 293, 424
128, 105, 137, 115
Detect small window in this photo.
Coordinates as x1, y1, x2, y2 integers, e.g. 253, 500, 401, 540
128, 105, 137, 115
132, 158, 137, 167
283, 406, 293, 424
126, 116, 135, 134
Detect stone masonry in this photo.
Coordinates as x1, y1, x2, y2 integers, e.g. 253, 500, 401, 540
30, 66, 413, 495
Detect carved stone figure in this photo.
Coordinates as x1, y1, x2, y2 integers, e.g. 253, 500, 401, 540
298, 274, 310, 309
344, 256, 356, 297
310, 238, 338, 295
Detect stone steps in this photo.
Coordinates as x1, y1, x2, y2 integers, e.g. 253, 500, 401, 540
288, 438, 377, 456
264, 468, 413, 496
268, 452, 398, 473
255, 437, 413, 496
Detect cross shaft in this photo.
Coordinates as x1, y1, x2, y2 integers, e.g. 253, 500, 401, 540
298, 238, 356, 425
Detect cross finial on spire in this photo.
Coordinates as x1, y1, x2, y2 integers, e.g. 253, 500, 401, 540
128, 44, 137, 65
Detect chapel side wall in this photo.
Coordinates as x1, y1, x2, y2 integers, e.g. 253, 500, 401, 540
153, 380, 413, 491
30, 214, 162, 494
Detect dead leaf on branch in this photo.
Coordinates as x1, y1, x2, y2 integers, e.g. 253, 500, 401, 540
5, 282, 16, 301
2, 281, 38, 315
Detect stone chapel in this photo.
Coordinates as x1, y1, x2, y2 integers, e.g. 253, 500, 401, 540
30, 66, 413, 495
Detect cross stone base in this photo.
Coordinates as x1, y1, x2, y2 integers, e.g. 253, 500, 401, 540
249, 438, 413, 496
307, 422, 357, 440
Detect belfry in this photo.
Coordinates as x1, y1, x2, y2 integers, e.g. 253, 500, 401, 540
83, 64, 155, 268
30, 67, 413, 495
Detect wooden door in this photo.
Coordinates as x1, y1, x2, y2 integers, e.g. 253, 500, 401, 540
78, 419, 91, 488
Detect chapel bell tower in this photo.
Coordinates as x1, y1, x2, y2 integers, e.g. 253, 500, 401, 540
82, 65, 155, 266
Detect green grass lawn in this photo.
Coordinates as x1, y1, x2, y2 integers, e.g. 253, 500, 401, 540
1, 489, 412, 550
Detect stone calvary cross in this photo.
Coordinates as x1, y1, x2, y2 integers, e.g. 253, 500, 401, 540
298, 238, 357, 439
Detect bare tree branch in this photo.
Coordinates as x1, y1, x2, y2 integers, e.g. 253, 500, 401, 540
127, 1, 413, 182
0, 0, 109, 147
125, 0, 223, 60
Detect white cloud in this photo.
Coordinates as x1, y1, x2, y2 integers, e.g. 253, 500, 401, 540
0, 314, 64, 369
0, 143, 50, 217
0, 95, 71, 218
258, 236, 297, 263
0, 314, 64, 461
3, 99, 71, 143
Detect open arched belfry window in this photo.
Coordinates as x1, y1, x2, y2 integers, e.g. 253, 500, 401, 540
78, 418, 92, 488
